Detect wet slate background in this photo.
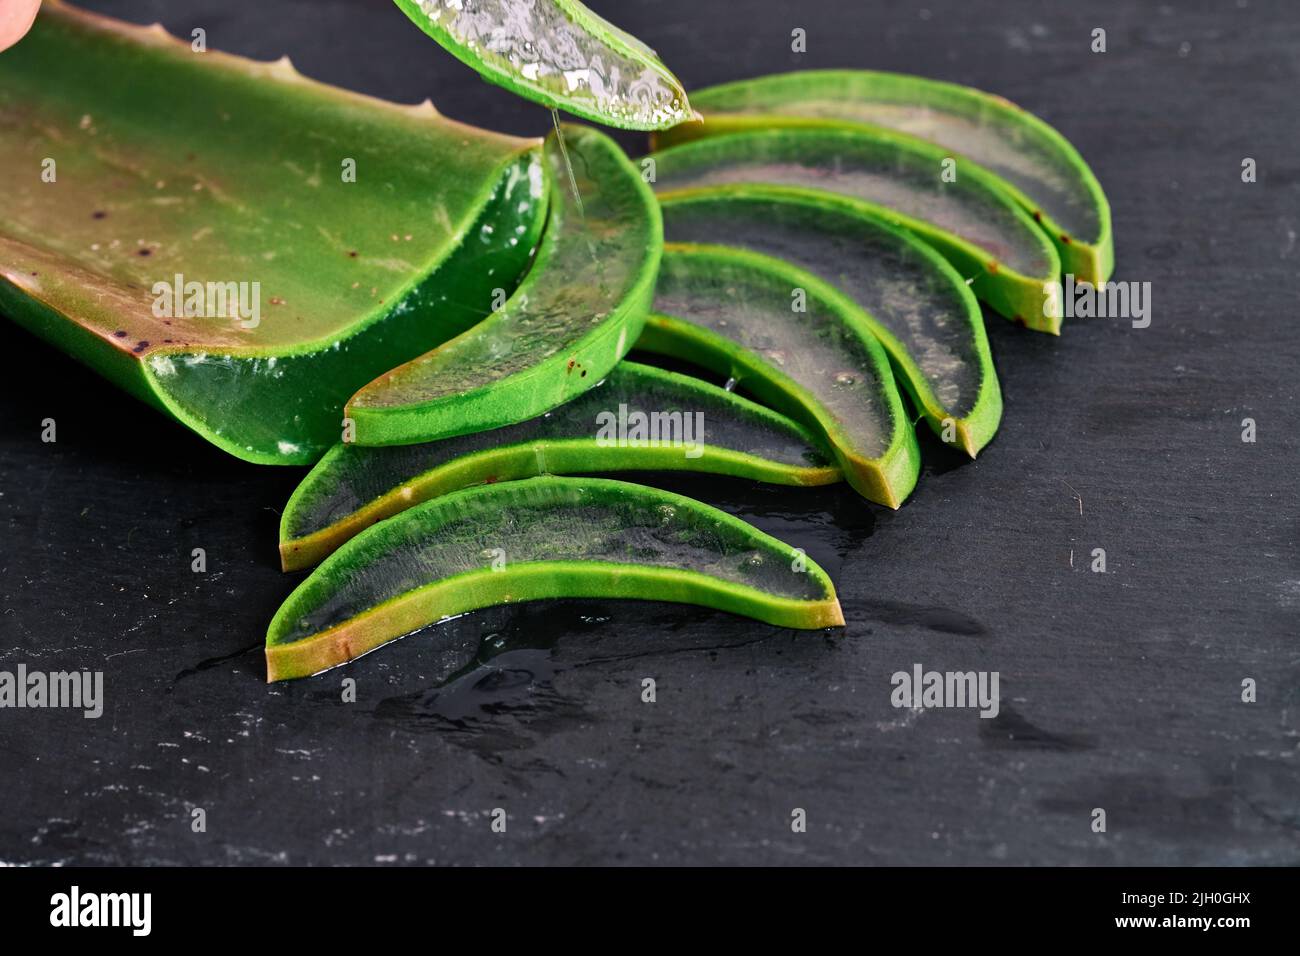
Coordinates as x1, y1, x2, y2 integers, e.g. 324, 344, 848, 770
0, 0, 1296, 866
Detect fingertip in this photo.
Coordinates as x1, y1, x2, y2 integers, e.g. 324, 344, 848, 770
0, 0, 42, 55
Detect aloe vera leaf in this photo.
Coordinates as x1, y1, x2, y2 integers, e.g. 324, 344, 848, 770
658, 186, 1001, 456
346, 124, 660, 445
640, 244, 920, 508
266, 475, 843, 680
280, 361, 840, 571
647, 127, 1064, 333
392, 0, 694, 131
653, 70, 1113, 284
0, 2, 547, 464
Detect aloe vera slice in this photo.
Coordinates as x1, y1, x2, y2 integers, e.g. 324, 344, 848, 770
392, 0, 693, 130
641, 245, 920, 508
658, 187, 1001, 456
266, 475, 842, 680
280, 361, 839, 571
0, 3, 547, 464
654, 70, 1112, 284
648, 127, 1063, 333
346, 123, 659, 445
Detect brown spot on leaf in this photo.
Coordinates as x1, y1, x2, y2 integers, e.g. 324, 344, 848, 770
133, 340, 149, 352
91, 210, 107, 220
987, 261, 1000, 274
137, 248, 151, 257
1059, 234, 1072, 245
113, 330, 127, 338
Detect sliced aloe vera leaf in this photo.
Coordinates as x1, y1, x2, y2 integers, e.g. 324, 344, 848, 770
0, 3, 547, 464
280, 361, 839, 571
392, 0, 693, 131
658, 186, 1001, 456
641, 244, 920, 508
654, 70, 1113, 284
346, 124, 660, 445
267, 475, 842, 680
648, 127, 1063, 333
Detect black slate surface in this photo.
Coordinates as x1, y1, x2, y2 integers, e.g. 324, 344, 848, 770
0, 0, 1296, 866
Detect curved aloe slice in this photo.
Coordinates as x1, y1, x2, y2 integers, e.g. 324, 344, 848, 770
654, 70, 1112, 284
642, 245, 920, 508
648, 127, 1063, 332
392, 0, 693, 130
659, 186, 1001, 456
266, 475, 843, 680
280, 361, 839, 571
0, 3, 547, 465
346, 124, 659, 445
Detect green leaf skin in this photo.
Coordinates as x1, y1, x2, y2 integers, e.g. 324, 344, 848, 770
658, 186, 1001, 457
266, 475, 843, 681
653, 70, 1113, 284
392, 0, 694, 130
346, 124, 661, 445
643, 245, 921, 509
647, 127, 1064, 334
0, 2, 547, 464
280, 361, 840, 571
